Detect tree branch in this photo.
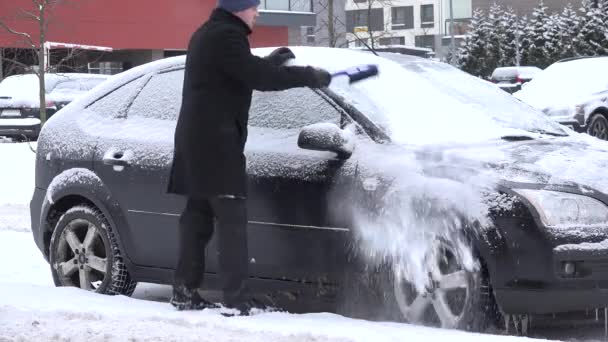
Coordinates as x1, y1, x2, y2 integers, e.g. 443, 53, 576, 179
0, 21, 36, 49
18, 8, 40, 21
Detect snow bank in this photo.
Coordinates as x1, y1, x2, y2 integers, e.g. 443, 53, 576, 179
0, 142, 36, 206
0, 282, 541, 342
0, 228, 539, 342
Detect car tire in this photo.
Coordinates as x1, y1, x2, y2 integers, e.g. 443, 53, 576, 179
587, 113, 608, 140
392, 240, 499, 331
49, 204, 137, 296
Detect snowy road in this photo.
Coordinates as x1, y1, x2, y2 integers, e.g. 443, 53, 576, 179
0, 142, 603, 341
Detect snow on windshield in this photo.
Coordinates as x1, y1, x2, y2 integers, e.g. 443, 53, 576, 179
267, 47, 566, 146
515, 57, 608, 109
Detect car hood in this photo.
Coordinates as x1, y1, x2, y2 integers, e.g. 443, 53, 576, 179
0, 93, 39, 109
410, 133, 608, 196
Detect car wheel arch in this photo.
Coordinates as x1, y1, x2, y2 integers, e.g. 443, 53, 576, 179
586, 107, 608, 126
41, 172, 135, 276
586, 108, 608, 140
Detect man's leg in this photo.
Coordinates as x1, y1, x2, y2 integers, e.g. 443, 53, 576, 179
172, 197, 215, 310
209, 196, 249, 306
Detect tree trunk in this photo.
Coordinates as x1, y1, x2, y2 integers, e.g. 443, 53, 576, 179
38, 3, 47, 126
368, 3, 375, 50
327, 0, 335, 47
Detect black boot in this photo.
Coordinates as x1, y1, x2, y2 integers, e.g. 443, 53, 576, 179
170, 285, 220, 311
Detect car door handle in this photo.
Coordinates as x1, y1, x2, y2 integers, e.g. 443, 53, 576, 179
103, 151, 131, 167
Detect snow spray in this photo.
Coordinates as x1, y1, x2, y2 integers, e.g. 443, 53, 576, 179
340, 142, 502, 294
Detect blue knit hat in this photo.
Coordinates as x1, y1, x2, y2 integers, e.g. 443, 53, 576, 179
218, 0, 261, 12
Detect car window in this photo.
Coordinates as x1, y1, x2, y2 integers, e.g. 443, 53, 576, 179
127, 69, 183, 120
249, 88, 341, 129
86, 75, 149, 118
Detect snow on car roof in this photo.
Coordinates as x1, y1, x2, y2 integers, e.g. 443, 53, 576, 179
514, 56, 608, 110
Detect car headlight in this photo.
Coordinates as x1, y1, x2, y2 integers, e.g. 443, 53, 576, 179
514, 189, 608, 227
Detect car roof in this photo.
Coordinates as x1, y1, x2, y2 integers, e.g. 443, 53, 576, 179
556, 56, 608, 63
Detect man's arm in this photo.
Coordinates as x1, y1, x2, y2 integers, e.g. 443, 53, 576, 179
219, 30, 330, 91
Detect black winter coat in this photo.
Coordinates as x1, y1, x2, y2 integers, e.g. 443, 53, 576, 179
168, 8, 324, 198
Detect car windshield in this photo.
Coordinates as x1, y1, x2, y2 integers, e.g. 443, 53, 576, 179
296, 49, 567, 145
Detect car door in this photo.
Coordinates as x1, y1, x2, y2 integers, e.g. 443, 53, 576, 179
92, 68, 185, 269
204, 87, 358, 284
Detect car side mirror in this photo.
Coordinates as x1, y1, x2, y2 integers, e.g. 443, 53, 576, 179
297, 123, 353, 159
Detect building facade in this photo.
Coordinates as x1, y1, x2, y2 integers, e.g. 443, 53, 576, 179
343, 0, 471, 57
0, 0, 315, 78
299, 0, 349, 47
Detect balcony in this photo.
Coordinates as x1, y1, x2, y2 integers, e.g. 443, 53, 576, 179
258, 0, 316, 27
260, 0, 313, 12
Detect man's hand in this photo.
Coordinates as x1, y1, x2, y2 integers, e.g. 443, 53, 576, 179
309, 68, 332, 88
265, 47, 296, 66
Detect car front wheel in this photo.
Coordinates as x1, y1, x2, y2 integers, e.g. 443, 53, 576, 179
49, 204, 137, 296
587, 113, 608, 140
393, 241, 497, 331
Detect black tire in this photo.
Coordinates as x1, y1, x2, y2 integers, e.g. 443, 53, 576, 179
392, 240, 498, 332
49, 204, 137, 296
587, 113, 608, 140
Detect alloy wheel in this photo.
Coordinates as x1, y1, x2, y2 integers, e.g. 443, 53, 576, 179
393, 243, 473, 329
54, 218, 108, 290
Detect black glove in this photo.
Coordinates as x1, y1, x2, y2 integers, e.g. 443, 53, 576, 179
308, 68, 332, 88
265, 47, 296, 66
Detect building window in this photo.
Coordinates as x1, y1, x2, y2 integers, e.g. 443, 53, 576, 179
415, 35, 435, 50
378, 36, 405, 46
305, 26, 315, 44
391, 7, 414, 30
421, 4, 434, 28
354, 38, 369, 47
444, 18, 471, 35
346, 9, 385, 33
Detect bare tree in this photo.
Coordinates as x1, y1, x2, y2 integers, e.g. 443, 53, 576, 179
0, 0, 71, 125
313, 0, 347, 47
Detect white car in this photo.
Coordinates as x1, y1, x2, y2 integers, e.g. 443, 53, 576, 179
491, 66, 542, 94
0, 73, 109, 141
514, 57, 608, 140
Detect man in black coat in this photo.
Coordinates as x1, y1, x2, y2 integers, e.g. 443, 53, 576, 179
167, 0, 332, 314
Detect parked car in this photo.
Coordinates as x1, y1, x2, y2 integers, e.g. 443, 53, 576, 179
490, 66, 542, 94
31, 47, 608, 333
514, 56, 608, 140
0, 73, 108, 141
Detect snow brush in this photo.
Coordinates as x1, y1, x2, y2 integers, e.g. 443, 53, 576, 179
331, 64, 379, 84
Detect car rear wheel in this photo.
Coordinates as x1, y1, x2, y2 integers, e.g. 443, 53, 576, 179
587, 114, 608, 140
393, 240, 496, 331
49, 204, 137, 296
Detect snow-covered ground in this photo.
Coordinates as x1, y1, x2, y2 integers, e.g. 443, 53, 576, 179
0, 141, 602, 341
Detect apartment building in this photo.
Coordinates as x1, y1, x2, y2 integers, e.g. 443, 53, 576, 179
344, 0, 471, 57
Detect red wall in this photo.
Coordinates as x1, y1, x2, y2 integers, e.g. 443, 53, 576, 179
0, 0, 288, 50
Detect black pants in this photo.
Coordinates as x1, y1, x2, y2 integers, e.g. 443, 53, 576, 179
173, 196, 249, 302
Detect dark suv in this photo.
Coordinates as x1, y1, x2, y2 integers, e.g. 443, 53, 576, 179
31, 47, 608, 332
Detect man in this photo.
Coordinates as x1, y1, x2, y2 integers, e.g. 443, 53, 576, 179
167, 0, 332, 314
